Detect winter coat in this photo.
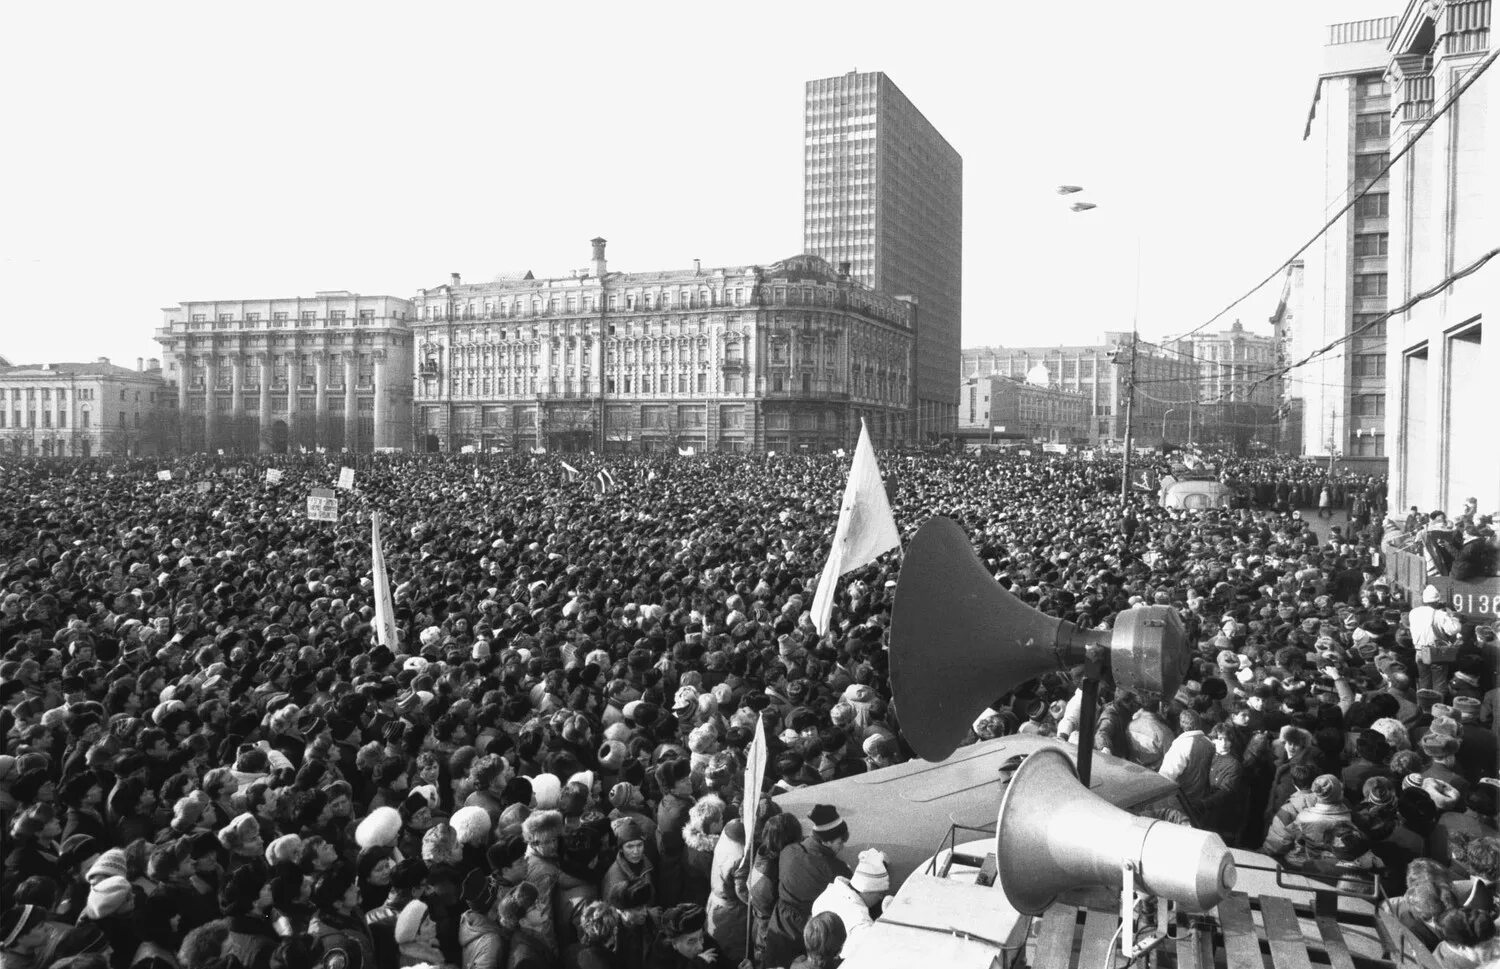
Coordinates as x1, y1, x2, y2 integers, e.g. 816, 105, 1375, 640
681, 820, 719, 908
1158, 730, 1214, 809
1261, 791, 1318, 856
457, 911, 504, 969
654, 793, 694, 906
1199, 753, 1245, 846
704, 834, 748, 963
308, 910, 379, 969
763, 838, 850, 969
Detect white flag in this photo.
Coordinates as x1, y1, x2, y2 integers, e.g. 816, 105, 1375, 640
560, 461, 581, 481
810, 419, 899, 635
371, 511, 399, 651
742, 715, 768, 862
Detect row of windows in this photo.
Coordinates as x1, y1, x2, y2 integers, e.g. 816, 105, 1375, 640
189, 309, 381, 324
0, 410, 96, 428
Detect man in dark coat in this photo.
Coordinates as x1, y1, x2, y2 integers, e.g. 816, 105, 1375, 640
762, 803, 850, 969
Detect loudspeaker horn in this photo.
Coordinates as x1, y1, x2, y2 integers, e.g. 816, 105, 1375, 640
995, 747, 1235, 915
890, 516, 1110, 763
890, 515, 1187, 764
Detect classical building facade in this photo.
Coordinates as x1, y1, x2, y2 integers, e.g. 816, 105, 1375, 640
410, 242, 913, 454
0, 358, 168, 458
804, 71, 962, 441
960, 368, 1089, 443
1300, 15, 1399, 468
1170, 321, 1281, 449
155, 293, 415, 453
1384, 0, 1497, 513
962, 333, 1199, 445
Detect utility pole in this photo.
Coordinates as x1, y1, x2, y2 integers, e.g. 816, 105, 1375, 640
1119, 334, 1138, 501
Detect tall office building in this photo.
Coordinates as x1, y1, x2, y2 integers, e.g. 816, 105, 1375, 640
804, 71, 962, 440
1298, 16, 1399, 470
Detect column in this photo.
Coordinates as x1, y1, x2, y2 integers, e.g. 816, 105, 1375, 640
286, 351, 301, 440
343, 352, 358, 452
372, 350, 388, 449
257, 354, 272, 452
177, 354, 189, 413
314, 351, 329, 449
202, 355, 217, 451
230, 356, 245, 451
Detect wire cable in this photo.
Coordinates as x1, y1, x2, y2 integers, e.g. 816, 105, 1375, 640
1161, 43, 1500, 345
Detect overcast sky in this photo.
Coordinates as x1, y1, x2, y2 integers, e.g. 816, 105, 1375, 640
0, 0, 1382, 367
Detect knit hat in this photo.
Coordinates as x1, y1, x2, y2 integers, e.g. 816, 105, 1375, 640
82, 875, 133, 919
850, 847, 890, 893
85, 848, 129, 885
609, 782, 643, 811
59, 834, 101, 872
597, 740, 628, 773
1311, 775, 1344, 805
1421, 584, 1442, 604
807, 803, 844, 834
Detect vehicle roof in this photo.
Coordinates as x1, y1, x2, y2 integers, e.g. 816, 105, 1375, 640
772, 735, 1180, 889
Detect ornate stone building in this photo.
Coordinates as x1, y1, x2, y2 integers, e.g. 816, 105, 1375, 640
960, 368, 1090, 444
410, 241, 913, 453
0, 357, 167, 458
155, 293, 415, 453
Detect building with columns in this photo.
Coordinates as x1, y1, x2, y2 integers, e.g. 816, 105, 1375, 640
1383, 0, 1497, 514
0, 357, 167, 458
411, 241, 913, 453
155, 293, 415, 453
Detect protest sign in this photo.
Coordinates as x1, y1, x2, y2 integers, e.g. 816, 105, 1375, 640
306, 488, 339, 522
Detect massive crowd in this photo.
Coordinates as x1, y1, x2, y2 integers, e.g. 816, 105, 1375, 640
0, 449, 1495, 969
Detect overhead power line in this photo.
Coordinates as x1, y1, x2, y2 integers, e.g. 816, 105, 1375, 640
1161, 43, 1500, 346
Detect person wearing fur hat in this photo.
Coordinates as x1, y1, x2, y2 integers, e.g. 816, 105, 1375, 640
649, 902, 719, 969
601, 816, 656, 916
1419, 732, 1471, 803
517, 808, 582, 959
763, 804, 850, 969
680, 794, 725, 909
215, 865, 280, 969
4, 805, 62, 907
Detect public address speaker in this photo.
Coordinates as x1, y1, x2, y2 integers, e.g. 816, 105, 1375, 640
890, 515, 1186, 763
995, 747, 1236, 915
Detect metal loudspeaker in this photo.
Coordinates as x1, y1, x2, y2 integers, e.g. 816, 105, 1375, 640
994, 748, 1236, 916
890, 516, 1186, 764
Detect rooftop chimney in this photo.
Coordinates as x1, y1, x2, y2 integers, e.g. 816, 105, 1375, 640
97, 356, 110, 365
137, 357, 144, 371
693, 258, 702, 275
450, 273, 462, 287
591, 237, 608, 279
148, 358, 161, 371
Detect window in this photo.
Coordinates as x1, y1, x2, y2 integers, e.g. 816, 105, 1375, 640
1352, 313, 1387, 337
246, 313, 260, 323
330, 310, 346, 322
1356, 113, 1389, 139
1354, 274, 1387, 298
1354, 394, 1386, 416
1360, 77, 1390, 98
359, 309, 374, 321
217, 313, 233, 323
58, 411, 65, 428
1354, 193, 1389, 218
300, 311, 316, 323
273, 311, 289, 322
191, 314, 206, 323
1354, 233, 1388, 257
1355, 153, 1388, 178
1353, 353, 1386, 377
80, 410, 89, 428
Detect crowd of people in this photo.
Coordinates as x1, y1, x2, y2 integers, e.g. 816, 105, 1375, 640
0, 449, 1496, 969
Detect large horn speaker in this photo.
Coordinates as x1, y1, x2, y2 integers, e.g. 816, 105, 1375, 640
891, 516, 1110, 762
995, 748, 1235, 915
891, 516, 1186, 763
